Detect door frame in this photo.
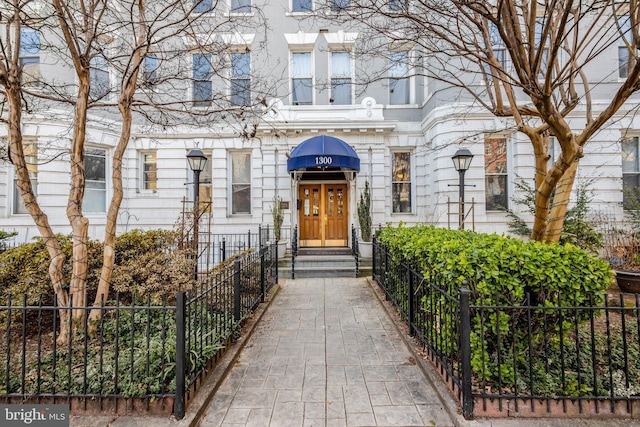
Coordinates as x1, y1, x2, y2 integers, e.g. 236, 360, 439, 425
297, 181, 349, 247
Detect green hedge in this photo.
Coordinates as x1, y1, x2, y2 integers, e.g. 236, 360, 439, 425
377, 225, 615, 390
378, 224, 613, 303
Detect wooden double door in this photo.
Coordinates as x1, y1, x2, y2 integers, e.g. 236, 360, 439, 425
299, 183, 348, 247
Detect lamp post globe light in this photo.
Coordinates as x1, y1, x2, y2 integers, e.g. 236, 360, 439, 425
451, 148, 474, 230
187, 148, 208, 278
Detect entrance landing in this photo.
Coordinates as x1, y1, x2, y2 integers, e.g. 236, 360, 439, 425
296, 247, 352, 256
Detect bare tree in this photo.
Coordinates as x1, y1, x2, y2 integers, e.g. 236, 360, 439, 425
320, 0, 640, 242
0, 0, 276, 343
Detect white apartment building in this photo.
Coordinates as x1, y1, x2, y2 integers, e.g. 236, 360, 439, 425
0, 2, 638, 250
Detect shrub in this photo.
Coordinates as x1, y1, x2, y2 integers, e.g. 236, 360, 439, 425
0, 229, 194, 306
377, 225, 614, 388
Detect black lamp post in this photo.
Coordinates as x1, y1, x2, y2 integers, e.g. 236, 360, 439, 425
187, 148, 208, 278
451, 148, 474, 230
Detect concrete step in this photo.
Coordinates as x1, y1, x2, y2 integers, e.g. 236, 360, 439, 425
278, 255, 371, 279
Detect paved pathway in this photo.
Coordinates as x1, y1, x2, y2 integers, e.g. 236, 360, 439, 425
196, 277, 455, 427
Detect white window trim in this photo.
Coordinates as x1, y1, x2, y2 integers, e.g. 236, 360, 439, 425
388, 49, 415, 106
390, 149, 414, 215
224, 40, 254, 105
193, 0, 216, 15
329, 50, 354, 105
84, 146, 109, 215
227, 0, 253, 16
288, 0, 314, 15
228, 150, 252, 216
89, 40, 113, 102
484, 135, 510, 213
191, 52, 213, 108
139, 150, 157, 194
290, 50, 315, 106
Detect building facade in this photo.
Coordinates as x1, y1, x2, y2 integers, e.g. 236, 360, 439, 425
0, 2, 637, 250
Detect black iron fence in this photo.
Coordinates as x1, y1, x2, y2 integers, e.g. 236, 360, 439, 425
351, 225, 359, 277
196, 226, 276, 274
373, 237, 640, 419
0, 242, 278, 419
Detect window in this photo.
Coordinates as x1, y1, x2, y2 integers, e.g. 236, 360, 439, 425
389, 50, 409, 105
622, 136, 640, 207
84, 148, 107, 213
19, 27, 40, 82
13, 142, 37, 215
200, 155, 212, 212
331, 0, 350, 11
388, 0, 407, 12
485, 137, 508, 210
141, 151, 157, 190
90, 49, 110, 100
292, 52, 312, 105
534, 18, 549, 80
331, 52, 351, 105
618, 15, 632, 78
231, 0, 251, 13
292, 0, 312, 12
231, 152, 251, 214
231, 52, 251, 106
548, 136, 560, 170
392, 152, 411, 213
193, 53, 212, 107
483, 22, 506, 77
143, 54, 159, 86
194, 0, 212, 13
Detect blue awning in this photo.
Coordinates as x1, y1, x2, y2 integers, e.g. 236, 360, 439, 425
287, 135, 360, 171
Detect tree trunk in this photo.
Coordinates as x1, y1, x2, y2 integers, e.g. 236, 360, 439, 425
544, 160, 579, 242
6, 84, 71, 344
89, 110, 131, 325
65, 73, 91, 330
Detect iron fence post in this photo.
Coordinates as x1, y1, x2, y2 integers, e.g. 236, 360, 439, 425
384, 247, 389, 300
259, 225, 262, 248
175, 292, 186, 419
292, 226, 297, 280
275, 241, 279, 284
352, 225, 359, 277
372, 236, 377, 282
221, 238, 226, 262
260, 246, 265, 303
408, 267, 415, 337
460, 286, 473, 419
234, 259, 241, 322
248, 230, 251, 249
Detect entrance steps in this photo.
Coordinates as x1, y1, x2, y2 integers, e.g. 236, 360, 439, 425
278, 248, 372, 279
